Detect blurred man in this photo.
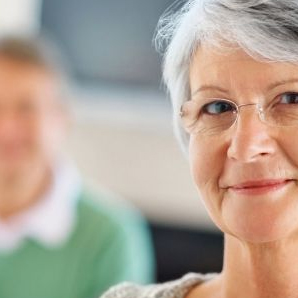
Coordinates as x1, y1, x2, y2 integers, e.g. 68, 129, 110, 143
0, 36, 154, 298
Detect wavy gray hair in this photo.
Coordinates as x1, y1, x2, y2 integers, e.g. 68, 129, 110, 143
156, 0, 298, 155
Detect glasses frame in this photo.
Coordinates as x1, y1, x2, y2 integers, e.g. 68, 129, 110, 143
179, 97, 298, 135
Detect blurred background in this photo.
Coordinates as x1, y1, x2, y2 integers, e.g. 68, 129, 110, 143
0, 0, 223, 282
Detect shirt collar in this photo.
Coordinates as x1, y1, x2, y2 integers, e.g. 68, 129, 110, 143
0, 160, 82, 252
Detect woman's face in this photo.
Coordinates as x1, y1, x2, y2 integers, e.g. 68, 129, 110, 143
189, 45, 298, 243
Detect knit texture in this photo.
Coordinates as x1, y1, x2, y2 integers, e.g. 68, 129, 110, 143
101, 273, 217, 298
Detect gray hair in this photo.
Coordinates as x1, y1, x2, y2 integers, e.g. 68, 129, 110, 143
0, 35, 72, 102
156, 0, 298, 155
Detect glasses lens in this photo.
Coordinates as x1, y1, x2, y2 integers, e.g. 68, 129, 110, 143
265, 93, 298, 126
180, 99, 237, 134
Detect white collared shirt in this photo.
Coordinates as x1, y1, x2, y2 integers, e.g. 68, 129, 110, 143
0, 160, 82, 252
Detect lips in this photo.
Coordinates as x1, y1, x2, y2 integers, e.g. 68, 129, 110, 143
227, 179, 295, 195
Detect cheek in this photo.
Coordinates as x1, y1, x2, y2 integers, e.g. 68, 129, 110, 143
40, 114, 66, 152
190, 139, 213, 183
21, 118, 43, 147
23, 115, 63, 154
279, 132, 298, 166
189, 135, 227, 226
15, 119, 38, 148
189, 135, 223, 189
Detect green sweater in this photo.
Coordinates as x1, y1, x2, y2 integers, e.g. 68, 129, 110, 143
0, 190, 154, 298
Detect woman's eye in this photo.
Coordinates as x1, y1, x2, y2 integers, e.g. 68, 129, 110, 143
202, 100, 234, 115
279, 92, 298, 104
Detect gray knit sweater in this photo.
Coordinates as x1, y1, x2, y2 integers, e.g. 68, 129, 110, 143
101, 273, 217, 298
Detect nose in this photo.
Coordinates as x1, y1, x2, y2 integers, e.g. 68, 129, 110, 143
227, 105, 276, 162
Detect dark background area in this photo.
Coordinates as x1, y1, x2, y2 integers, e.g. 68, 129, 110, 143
150, 223, 223, 282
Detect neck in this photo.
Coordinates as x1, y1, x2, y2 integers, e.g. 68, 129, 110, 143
187, 232, 298, 298
0, 164, 51, 219
219, 233, 298, 298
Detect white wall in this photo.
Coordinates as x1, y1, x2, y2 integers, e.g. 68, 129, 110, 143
66, 87, 218, 231
0, 0, 41, 36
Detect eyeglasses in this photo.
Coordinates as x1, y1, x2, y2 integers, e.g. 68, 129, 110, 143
179, 92, 298, 135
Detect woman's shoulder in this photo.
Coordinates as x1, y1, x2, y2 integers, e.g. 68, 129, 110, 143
101, 273, 217, 298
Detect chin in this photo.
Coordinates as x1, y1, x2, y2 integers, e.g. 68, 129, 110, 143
218, 188, 298, 243
223, 208, 298, 244
229, 224, 288, 244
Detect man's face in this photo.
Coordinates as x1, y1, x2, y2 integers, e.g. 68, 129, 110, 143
0, 57, 67, 179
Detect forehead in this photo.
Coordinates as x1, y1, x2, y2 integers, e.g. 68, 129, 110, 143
189, 45, 298, 93
0, 56, 58, 97
0, 56, 52, 78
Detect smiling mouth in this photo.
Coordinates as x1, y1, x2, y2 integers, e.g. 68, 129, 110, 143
228, 179, 295, 195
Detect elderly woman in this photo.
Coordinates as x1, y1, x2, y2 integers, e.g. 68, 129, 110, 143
102, 0, 298, 297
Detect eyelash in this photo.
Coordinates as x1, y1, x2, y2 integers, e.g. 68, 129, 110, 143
200, 91, 298, 115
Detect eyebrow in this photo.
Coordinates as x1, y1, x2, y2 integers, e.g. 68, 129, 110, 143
191, 78, 298, 97
267, 78, 298, 91
191, 85, 229, 97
